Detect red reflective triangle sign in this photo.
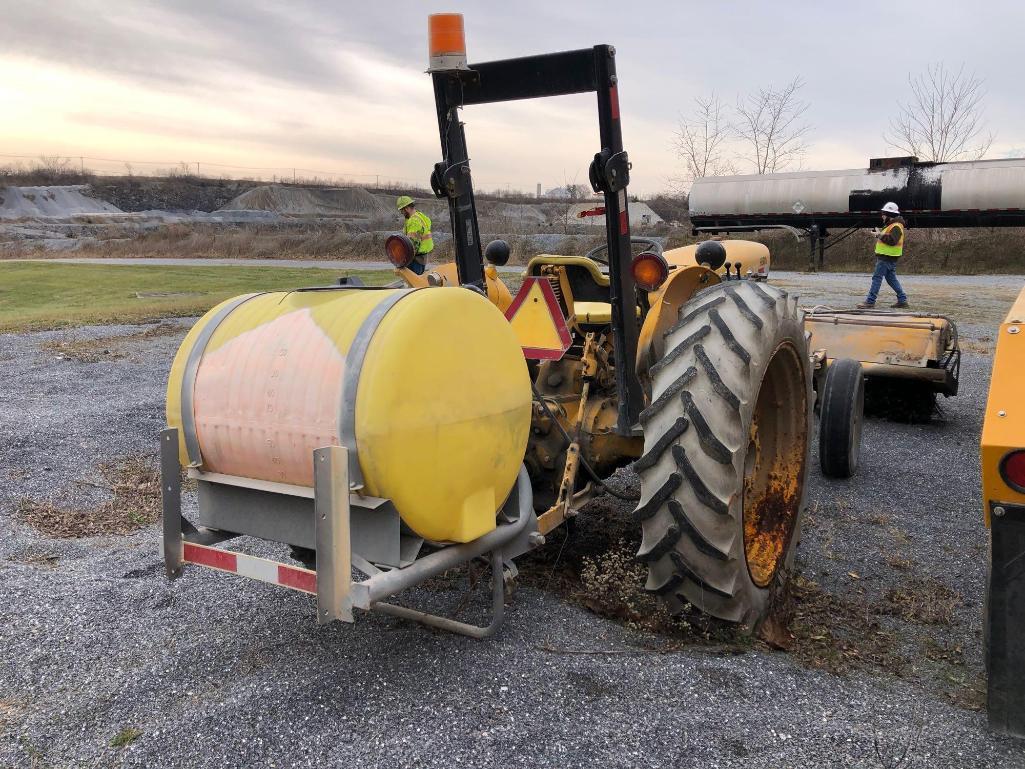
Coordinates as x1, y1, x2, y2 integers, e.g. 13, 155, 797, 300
504, 277, 572, 360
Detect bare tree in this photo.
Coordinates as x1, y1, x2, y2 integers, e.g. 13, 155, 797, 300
675, 93, 735, 182
735, 77, 811, 174
37, 155, 73, 176
885, 63, 994, 161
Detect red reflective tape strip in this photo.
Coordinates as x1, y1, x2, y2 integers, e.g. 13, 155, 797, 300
183, 542, 319, 595
278, 564, 317, 594
619, 210, 628, 235
183, 542, 237, 572
521, 346, 567, 360
539, 281, 573, 350
609, 85, 620, 120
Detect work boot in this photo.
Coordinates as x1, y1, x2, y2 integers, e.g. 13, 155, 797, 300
856, 302, 875, 309
891, 301, 910, 309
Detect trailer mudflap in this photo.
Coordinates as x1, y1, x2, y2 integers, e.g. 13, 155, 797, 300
987, 502, 1025, 737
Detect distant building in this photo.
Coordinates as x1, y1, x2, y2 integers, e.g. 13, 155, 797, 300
566, 200, 665, 227
544, 187, 574, 199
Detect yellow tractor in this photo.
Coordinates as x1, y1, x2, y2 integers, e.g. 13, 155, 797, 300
160, 15, 860, 635
980, 284, 1025, 736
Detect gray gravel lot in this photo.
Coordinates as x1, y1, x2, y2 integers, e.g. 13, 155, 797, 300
1, 274, 1024, 768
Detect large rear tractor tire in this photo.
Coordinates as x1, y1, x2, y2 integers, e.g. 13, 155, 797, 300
634, 281, 812, 626
818, 358, 865, 479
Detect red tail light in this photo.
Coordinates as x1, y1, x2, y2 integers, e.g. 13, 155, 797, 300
1001, 450, 1025, 493
631, 251, 669, 292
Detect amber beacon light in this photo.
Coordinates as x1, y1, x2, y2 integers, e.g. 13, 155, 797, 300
428, 13, 467, 71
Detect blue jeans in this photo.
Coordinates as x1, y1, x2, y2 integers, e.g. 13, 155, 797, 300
866, 258, 907, 304
408, 258, 426, 275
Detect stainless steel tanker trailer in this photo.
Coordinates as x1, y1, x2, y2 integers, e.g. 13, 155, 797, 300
690, 156, 1025, 234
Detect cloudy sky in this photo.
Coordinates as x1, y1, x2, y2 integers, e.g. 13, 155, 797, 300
2, 1, 1023, 195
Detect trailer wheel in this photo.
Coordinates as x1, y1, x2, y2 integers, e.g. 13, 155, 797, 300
818, 358, 865, 479
634, 281, 812, 626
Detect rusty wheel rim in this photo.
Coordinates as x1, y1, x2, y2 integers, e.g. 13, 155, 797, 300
742, 342, 808, 588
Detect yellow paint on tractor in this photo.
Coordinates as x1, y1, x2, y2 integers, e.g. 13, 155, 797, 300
981, 285, 1025, 525
665, 240, 770, 279
167, 287, 532, 542
398, 262, 514, 312
636, 265, 721, 377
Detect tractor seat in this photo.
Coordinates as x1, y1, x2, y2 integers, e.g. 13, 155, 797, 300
574, 301, 613, 324
573, 301, 642, 324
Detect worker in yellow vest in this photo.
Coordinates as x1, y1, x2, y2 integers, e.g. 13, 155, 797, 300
396, 196, 433, 275
858, 201, 909, 309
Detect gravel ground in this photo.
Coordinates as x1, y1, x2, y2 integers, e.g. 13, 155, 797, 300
1, 275, 1024, 768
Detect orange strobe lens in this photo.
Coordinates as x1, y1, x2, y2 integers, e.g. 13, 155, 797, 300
428, 13, 467, 70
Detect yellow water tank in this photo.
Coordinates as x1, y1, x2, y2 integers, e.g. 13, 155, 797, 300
166, 287, 532, 543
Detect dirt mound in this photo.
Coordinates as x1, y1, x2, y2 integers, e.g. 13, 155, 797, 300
88, 176, 259, 213
220, 185, 389, 218
476, 200, 547, 223
371, 194, 549, 226
0, 185, 122, 219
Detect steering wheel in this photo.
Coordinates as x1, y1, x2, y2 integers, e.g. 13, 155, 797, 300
584, 237, 664, 265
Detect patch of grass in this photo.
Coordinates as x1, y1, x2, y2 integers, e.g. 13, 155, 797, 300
110, 727, 142, 748
39, 322, 185, 362
0, 262, 392, 332
6, 549, 60, 568
960, 338, 993, 355
574, 541, 683, 633
880, 579, 962, 625
923, 637, 965, 666
519, 495, 749, 649
787, 576, 904, 676
16, 456, 163, 538
885, 554, 914, 572
1, 699, 25, 731
941, 672, 987, 711
887, 526, 912, 545
17, 736, 45, 768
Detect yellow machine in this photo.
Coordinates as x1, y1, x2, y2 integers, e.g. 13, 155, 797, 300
980, 284, 1025, 737
805, 308, 959, 407
161, 15, 848, 636
665, 239, 770, 281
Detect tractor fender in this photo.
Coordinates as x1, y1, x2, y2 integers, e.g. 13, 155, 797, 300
636, 264, 721, 388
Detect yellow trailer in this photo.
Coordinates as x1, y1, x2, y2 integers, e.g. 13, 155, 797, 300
804, 308, 959, 397
980, 284, 1025, 737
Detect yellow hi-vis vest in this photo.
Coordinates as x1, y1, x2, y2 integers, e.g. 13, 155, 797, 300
875, 221, 905, 258
404, 210, 433, 258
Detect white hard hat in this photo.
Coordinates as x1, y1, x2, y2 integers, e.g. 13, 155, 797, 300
881, 202, 900, 215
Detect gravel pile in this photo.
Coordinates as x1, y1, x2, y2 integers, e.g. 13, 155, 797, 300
1, 279, 1024, 768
